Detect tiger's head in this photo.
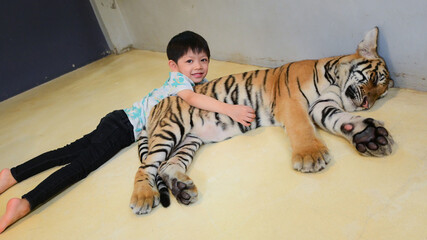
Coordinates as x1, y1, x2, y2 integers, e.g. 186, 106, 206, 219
338, 27, 394, 112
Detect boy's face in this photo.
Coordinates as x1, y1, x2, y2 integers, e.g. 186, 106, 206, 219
168, 49, 209, 83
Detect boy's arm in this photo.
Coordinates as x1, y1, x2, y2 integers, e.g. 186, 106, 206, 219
177, 89, 255, 126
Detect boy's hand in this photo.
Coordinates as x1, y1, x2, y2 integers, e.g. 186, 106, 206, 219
227, 105, 256, 126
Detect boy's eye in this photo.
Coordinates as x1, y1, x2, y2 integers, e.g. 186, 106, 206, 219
201, 58, 208, 62
186, 59, 193, 63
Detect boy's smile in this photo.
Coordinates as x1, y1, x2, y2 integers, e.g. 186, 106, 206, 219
169, 50, 209, 83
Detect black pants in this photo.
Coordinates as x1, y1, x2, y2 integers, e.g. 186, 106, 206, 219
10, 110, 135, 209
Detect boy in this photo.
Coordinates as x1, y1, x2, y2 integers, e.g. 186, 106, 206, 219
0, 31, 255, 233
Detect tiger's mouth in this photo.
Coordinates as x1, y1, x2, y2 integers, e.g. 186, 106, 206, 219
350, 96, 369, 110
361, 97, 369, 109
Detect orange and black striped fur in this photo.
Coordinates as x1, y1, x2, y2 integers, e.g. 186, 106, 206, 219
130, 27, 394, 214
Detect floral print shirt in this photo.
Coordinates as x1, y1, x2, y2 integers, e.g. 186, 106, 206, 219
124, 72, 208, 140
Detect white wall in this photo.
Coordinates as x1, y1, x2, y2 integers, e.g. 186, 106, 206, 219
90, 0, 133, 54
97, 0, 427, 90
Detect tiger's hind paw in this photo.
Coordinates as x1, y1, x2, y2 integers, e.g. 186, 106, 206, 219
170, 176, 198, 205
159, 163, 198, 205
129, 180, 160, 215
292, 142, 331, 173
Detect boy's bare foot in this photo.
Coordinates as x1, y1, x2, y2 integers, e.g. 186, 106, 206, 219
0, 169, 17, 194
0, 198, 31, 233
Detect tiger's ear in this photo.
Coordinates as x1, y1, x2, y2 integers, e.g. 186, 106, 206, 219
357, 27, 379, 59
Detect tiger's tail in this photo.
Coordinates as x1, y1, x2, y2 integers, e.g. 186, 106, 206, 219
155, 174, 170, 207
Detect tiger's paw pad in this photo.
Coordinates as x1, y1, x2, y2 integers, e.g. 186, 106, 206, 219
170, 177, 198, 205
292, 147, 331, 173
159, 162, 198, 205
349, 118, 394, 157
129, 182, 160, 215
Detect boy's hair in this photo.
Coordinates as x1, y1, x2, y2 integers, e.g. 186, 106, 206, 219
166, 31, 210, 63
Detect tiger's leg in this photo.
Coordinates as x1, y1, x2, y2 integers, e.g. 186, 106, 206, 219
130, 131, 175, 214
136, 131, 170, 207
129, 153, 161, 215
310, 85, 394, 157
137, 132, 149, 162
130, 101, 192, 214
158, 135, 203, 205
278, 99, 331, 173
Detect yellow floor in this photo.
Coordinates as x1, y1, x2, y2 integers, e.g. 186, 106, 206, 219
0, 50, 426, 240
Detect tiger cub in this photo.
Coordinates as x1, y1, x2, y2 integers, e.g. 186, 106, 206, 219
130, 27, 394, 214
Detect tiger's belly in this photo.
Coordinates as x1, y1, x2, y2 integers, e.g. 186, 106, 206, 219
189, 108, 280, 144
190, 121, 242, 144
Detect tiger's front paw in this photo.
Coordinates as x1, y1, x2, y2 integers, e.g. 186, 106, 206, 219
129, 180, 160, 215
343, 118, 394, 157
159, 163, 198, 205
292, 140, 331, 173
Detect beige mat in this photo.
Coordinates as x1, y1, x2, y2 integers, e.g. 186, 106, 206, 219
0, 50, 426, 240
